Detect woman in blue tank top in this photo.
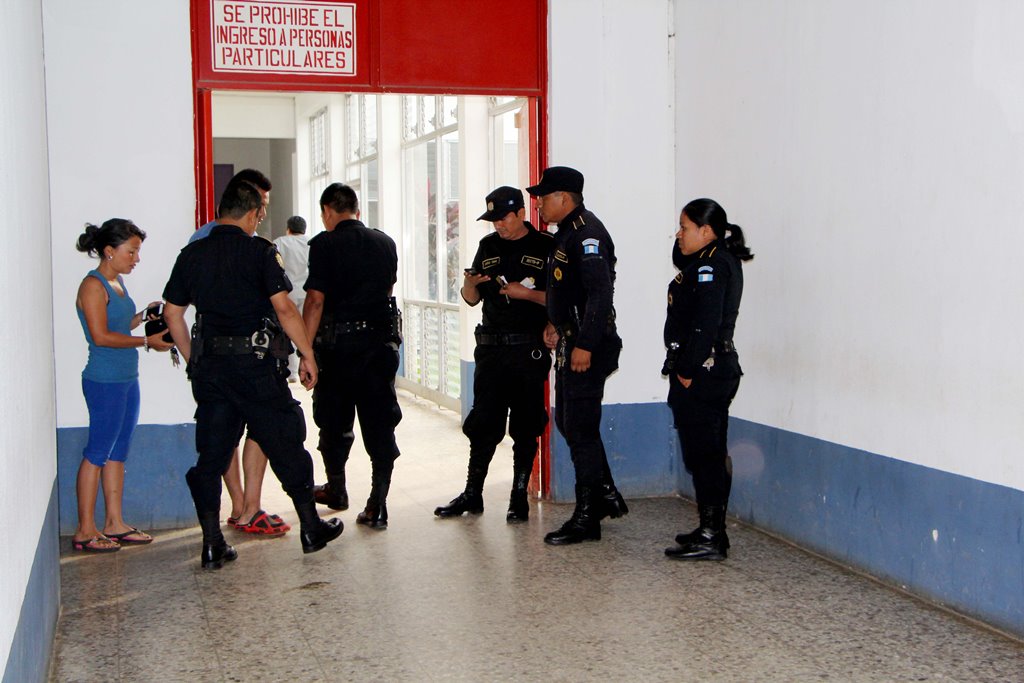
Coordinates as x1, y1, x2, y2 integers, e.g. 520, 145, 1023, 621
72, 219, 173, 552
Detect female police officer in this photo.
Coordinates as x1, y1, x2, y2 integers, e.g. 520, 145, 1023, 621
662, 198, 753, 561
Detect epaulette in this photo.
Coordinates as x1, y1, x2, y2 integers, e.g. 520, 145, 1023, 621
254, 235, 274, 247
698, 245, 718, 260
571, 214, 587, 230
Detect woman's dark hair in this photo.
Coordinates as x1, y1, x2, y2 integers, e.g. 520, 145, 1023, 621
76, 218, 146, 258
682, 198, 754, 262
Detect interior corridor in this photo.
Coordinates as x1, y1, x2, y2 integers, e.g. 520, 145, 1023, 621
50, 390, 1024, 682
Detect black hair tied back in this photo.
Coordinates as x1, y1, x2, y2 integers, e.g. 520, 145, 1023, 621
724, 223, 754, 262
76, 223, 100, 256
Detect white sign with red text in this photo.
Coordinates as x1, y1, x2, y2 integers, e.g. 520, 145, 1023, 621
211, 0, 356, 76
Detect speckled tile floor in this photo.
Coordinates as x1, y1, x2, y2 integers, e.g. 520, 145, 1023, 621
51, 390, 1024, 682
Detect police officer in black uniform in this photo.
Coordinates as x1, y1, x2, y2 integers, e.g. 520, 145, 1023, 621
304, 183, 402, 530
527, 166, 628, 545
434, 186, 553, 522
163, 179, 343, 569
662, 198, 753, 561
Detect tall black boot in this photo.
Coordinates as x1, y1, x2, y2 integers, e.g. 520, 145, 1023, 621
597, 451, 628, 519
295, 499, 343, 554
313, 471, 349, 511
665, 505, 728, 560
434, 465, 486, 517
198, 511, 237, 569
506, 469, 531, 523
543, 485, 601, 545
357, 466, 391, 529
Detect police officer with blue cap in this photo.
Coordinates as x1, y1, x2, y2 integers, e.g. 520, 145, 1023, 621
527, 166, 628, 545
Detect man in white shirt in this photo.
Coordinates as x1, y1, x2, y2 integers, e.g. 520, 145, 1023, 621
274, 216, 310, 382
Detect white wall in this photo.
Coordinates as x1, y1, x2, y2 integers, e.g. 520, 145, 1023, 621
675, 0, 1024, 491
1, 0, 56, 671
45, 0, 196, 428
549, 0, 677, 404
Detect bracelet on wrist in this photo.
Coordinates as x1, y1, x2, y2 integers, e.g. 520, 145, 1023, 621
142, 335, 149, 352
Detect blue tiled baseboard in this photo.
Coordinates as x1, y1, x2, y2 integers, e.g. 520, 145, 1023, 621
56, 424, 198, 534
547, 401, 1024, 638
3, 480, 60, 683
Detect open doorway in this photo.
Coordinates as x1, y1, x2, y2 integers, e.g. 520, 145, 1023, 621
209, 90, 538, 411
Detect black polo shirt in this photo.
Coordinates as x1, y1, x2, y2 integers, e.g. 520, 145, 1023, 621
163, 224, 290, 337
470, 222, 553, 333
304, 219, 398, 323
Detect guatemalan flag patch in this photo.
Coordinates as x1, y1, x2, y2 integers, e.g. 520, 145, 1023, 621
582, 238, 600, 255
697, 265, 714, 282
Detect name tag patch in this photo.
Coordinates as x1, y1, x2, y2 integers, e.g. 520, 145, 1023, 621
482, 257, 501, 270
697, 265, 714, 283
553, 249, 569, 263
521, 255, 544, 269
582, 238, 600, 255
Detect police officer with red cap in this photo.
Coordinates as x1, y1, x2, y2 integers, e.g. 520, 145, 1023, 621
527, 166, 628, 545
434, 186, 553, 522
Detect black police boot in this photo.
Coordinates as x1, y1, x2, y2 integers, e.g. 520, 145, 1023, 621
295, 499, 343, 554
198, 511, 237, 570
665, 505, 728, 560
434, 466, 486, 517
313, 472, 349, 511
506, 470, 531, 523
543, 486, 601, 546
599, 481, 629, 520
356, 475, 390, 529
675, 501, 730, 549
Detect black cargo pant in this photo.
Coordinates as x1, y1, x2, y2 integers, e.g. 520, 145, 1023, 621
667, 352, 742, 507
187, 354, 314, 515
312, 332, 402, 476
553, 333, 622, 490
462, 341, 551, 476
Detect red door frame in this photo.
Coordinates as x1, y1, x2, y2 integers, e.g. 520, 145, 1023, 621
189, 0, 552, 495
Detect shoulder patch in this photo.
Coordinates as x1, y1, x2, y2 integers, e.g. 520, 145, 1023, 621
553, 249, 569, 263
697, 265, 714, 283
582, 238, 600, 255
521, 255, 544, 269
275, 252, 285, 269
482, 257, 501, 270
667, 292, 673, 306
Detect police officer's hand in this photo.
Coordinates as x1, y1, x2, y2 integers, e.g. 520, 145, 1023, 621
501, 281, 531, 300
299, 355, 318, 390
146, 331, 175, 352
571, 347, 591, 372
543, 322, 559, 350
463, 272, 490, 289
676, 375, 692, 388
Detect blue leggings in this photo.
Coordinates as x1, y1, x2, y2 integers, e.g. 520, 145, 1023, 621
82, 378, 140, 467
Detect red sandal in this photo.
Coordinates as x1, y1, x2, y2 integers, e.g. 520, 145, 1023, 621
235, 510, 290, 536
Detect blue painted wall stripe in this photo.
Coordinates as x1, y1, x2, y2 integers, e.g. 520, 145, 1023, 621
546, 402, 1024, 638
3, 479, 60, 683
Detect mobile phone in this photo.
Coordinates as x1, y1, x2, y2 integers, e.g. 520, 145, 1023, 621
145, 303, 163, 319
496, 275, 509, 287
464, 268, 479, 276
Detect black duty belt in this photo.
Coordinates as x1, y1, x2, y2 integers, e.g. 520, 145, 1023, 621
333, 320, 381, 335
475, 331, 543, 346
206, 336, 255, 355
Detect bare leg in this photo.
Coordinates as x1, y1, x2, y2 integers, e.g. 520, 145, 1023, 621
100, 461, 128, 535
239, 438, 270, 522
73, 459, 104, 541
222, 447, 243, 520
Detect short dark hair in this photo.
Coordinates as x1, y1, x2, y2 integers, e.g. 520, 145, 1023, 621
565, 191, 583, 207
320, 183, 359, 215
232, 168, 272, 193
286, 216, 307, 234
218, 180, 264, 220
76, 218, 146, 257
